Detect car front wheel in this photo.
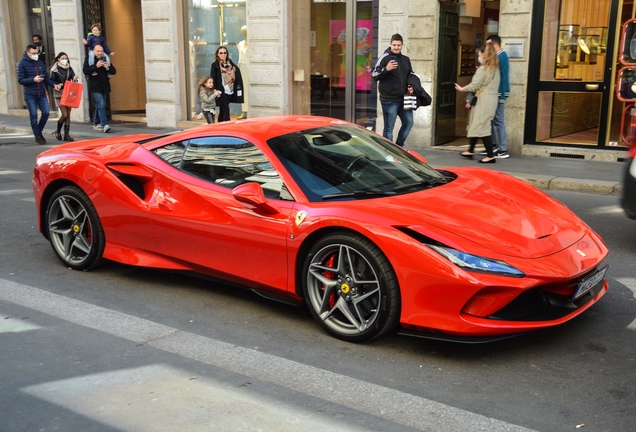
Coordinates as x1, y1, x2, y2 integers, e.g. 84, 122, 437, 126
46, 186, 105, 270
302, 232, 400, 342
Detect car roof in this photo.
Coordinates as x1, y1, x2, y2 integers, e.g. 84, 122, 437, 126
153, 115, 354, 145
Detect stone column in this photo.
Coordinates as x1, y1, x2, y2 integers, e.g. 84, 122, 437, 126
377, 0, 437, 148
499, 1, 532, 155
0, 1, 13, 114
141, 0, 182, 128
50, 0, 88, 122
246, 0, 288, 118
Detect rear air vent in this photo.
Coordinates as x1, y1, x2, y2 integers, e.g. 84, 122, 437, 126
549, 153, 585, 160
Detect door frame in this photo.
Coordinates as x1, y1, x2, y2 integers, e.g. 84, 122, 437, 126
524, 0, 621, 148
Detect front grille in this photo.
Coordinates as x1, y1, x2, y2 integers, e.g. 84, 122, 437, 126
490, 289, 550, 320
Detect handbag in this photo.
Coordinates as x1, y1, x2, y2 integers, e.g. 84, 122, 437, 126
403, 94, 418, 110
60, 80, 83, 108
465, 92, 477, 108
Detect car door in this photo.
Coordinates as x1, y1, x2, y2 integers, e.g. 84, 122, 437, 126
147, 136, 296, 293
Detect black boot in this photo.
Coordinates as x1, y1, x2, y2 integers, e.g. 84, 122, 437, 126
55, 121, 63, 141
63, 125, 74, 142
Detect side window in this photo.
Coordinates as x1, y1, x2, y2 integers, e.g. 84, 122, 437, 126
180, 137, 293, 201
152, 141, 187, 167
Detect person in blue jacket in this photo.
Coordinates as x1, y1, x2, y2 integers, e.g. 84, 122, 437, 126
485, 34, 511, 159
17, 44, 61, 144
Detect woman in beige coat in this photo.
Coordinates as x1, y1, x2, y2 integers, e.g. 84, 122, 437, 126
455, 44, 500, 163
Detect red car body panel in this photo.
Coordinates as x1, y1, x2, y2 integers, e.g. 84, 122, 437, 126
33, 116, 609, 338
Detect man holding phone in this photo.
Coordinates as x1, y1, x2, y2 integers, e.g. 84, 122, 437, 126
372, 33, 416, 147
17, 44, 62, 144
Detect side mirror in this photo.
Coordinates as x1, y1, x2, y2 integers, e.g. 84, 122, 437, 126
232, 182, 280, 214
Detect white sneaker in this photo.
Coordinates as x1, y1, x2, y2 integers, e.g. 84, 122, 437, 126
93, 125, 103, 131
479, 147, 499, 155
103, 125, 111, 133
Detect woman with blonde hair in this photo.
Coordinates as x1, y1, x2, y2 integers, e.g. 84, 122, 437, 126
454, 43, 500, 163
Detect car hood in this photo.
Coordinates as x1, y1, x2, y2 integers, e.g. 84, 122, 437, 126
371, 168, 587, 259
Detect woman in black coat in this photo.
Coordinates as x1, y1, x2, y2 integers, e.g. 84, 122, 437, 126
210, 46, 244, 122
49, 52, 77, 141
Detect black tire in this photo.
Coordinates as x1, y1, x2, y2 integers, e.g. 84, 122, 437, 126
302, 232, 400, 342
46, 186, 105, 270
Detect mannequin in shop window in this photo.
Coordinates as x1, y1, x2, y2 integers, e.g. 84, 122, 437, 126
237, 26, 249, 119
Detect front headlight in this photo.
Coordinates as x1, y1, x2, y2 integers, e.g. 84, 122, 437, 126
429, 245, 525, 278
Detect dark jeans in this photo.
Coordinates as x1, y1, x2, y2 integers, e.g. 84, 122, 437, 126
380, 100, 413, 147
24, 94, 50, 138
218, 93, 231, 122
92, 92, 108, 126
203, 111, 215, 124
468, 136, 495, 158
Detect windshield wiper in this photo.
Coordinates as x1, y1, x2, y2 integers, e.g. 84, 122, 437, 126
322, 190, 397, 200
392, 176, 450, 192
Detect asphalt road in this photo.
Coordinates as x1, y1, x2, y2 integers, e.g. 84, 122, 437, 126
1, 136, 635, 432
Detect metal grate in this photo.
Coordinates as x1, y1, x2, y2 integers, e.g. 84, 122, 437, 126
491, 289, 550, 320
549, 153, 585, 159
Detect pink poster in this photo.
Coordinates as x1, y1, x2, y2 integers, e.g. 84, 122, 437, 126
329, 20, 373, 91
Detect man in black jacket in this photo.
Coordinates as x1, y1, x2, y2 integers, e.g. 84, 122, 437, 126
372, 34, 416, 147
83, 45, 116, 133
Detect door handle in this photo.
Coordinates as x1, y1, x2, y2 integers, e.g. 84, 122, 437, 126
585, 84, 599, 90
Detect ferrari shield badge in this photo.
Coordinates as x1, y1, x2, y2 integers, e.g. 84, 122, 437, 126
295, 211, 307, 227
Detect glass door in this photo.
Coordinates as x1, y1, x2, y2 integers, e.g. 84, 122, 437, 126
309, 0, 377, 127
525, 0, 620, 147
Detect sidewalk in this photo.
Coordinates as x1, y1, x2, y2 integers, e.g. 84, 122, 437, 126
0, 112, 624, 196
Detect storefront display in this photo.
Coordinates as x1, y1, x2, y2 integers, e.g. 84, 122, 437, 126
185, 0, 246, 120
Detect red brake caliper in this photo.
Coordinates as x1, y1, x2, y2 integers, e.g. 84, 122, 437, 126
323, 253, 337, 308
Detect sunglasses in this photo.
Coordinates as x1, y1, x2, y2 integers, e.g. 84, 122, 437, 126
219, 51, 228, 54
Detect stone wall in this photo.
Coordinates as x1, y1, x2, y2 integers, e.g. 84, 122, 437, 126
50, 0, 87, 122
141, 0, 182, 128
500, 0, 533, 155
376, 0, 438, 148
247, 0, 287, 118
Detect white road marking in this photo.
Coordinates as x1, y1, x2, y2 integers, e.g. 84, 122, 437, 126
0, 189, 32, 196
22, 364, 374, 432
0, 170, 25, 175
588, 205, 624, 215
0, 278, 535, 432
0, 313, 40, 333
615, 277, 636, 331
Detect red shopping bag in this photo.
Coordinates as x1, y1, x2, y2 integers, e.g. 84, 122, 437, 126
60, 81, 83, 108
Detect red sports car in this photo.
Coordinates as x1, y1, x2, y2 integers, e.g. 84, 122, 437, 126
33, 116, 609, 342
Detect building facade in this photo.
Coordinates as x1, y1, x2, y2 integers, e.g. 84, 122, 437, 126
0, 0, 632, 161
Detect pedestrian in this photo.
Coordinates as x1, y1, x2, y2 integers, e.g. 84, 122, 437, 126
210, 46, 244, 122
32, 34, 46, 65
484, 34, 510, 159
198, 76, 221, 124
49, 52, 78, 141
83, 45, 116, 133
454, 43, 500, 163
17, 44, 62, 144
371, 33, 417, 147
82, 23, 115, 73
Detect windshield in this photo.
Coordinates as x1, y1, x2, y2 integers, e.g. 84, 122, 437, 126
267, 125, 452, 201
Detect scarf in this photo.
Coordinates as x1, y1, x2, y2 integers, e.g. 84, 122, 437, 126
220, 61, 235, 93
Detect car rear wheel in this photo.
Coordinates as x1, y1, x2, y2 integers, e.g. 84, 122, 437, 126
46, 186, 105, 270
302, 232, 400, 342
